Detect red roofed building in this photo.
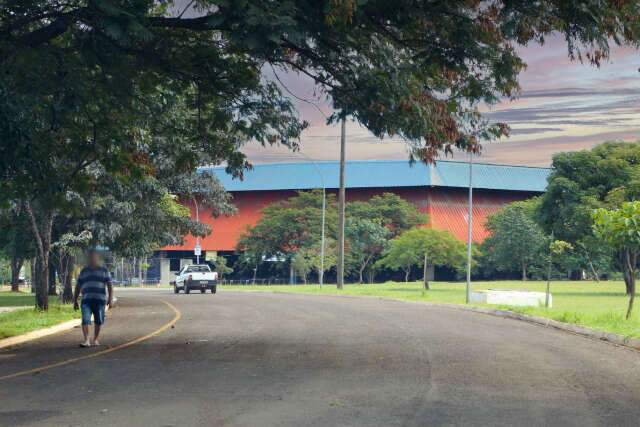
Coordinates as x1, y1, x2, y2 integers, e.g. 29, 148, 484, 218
155, 160, 550, 283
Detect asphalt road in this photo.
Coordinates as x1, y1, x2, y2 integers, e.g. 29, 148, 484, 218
1, 289, 640, 427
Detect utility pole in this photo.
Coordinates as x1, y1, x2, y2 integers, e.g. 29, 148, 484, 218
465, 149, 474, 304
320, 186, 326, 288
193, 197, 200, 265
337, 116, 346, 289
546, 232, 554, 308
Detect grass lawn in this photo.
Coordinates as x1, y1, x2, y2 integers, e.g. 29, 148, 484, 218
222, 280, 640, 339
0, 291, 78, 340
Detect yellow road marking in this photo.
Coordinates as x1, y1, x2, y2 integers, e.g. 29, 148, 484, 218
0, 300, 181, 381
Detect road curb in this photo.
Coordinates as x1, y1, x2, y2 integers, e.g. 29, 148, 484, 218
0, 302, 115, 351
463, 305, 640, 351
222, 288, 640, 352
0, 319, 81, 350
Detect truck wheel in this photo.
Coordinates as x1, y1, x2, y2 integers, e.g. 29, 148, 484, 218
200, 289, 205, 294
211, 286, 217, 294
174, 286, 179, 294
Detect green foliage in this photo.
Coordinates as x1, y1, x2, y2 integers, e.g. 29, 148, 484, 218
0, 202, 35, 279
159, 194, 191, 219
3, 1, 638, 166
346, 193, 427, 237
550, 240, 573, 256
593, 202, 640, 250
376, 227, 465, 282
0, 257, 10, 285
481, 199, 547, 280
214, 256, 234, 279
239, 190, 426, 281
345, 218, 389, 283
238, 190, 336, 261
593, 201, 640, 319
538, 142, 640, 279
292, 251, 313, 284
292, 238, 338, 282
77, 170, 234, 257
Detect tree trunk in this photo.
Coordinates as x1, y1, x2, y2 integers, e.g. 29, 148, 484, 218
358, 264, 365, 284
423, 253, 429, 290
25, 201, 54, 310
30, 257, 36, 293
404, 266, 410, 283
367, 268, 374, 284
10, 257, 23, 292
622, 250, 634, 295
34, 254, 49, 311
581, 246, 600, 282
359, 255, 374, 285
625, 251, 637, 320
521, 261, 527, 281
48, 258, 57, 296
626, 276, 635, 320
587, 261, 600, 282
60, 253, 75, 304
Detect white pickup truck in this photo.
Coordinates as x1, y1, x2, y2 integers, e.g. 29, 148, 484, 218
174, 264, 218, 294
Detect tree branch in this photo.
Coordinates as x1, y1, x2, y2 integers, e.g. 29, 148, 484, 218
146, 14, 228, 31
16, 10, 80, 47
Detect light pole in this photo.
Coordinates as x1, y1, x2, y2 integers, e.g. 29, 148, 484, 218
193, 196, 201, 264
546, 231, 554, 308
320, 186, 326, 288
337, 116, 346, 290
466, 150, 474, 304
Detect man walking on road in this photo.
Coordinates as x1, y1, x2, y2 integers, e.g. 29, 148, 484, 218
73, 249, 113, 347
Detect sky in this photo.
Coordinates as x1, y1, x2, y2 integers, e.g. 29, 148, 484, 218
243, 36, 640, 167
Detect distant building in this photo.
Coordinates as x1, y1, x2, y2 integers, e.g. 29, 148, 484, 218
154, 160, 550, 284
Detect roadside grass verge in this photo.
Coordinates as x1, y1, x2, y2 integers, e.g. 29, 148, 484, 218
221, 281, 640, 339
0, 291, 78, 340
0, 290, 36, 307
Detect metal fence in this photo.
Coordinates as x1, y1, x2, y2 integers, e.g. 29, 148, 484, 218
218, 278, 296, 286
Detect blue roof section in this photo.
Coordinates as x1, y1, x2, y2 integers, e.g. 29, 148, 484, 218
199, 160, 550, 193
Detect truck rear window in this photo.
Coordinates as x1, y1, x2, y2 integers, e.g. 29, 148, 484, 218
186, 266, 210, 273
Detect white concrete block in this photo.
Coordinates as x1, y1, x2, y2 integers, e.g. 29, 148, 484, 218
470, 289, 551, 308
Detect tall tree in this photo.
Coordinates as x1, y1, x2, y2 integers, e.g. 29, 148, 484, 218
539, 142, 640, 290
345, 218, 389, 284
376, 227, 465, 283
347, 193, 427, 238
593, 202, 640, 320
238, 190, 337, 270
240, 190, 426, 282
482, 199, 547, 280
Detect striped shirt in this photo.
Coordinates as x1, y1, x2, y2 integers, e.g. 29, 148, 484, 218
78, 266, 111, 303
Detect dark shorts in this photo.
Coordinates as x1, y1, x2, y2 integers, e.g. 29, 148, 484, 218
81, 301, 106, 326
